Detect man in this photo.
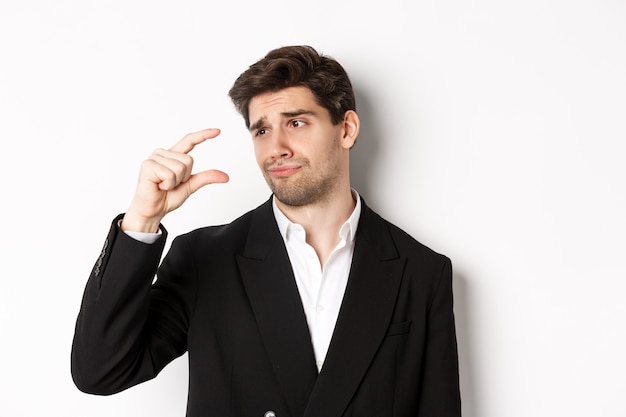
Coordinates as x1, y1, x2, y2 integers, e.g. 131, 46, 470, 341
72, 45, 461, 417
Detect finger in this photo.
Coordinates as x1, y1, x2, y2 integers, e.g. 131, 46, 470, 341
140, 159, 182, 191
150, 152, 194, 185
169, 128, 221, 154
186, 169, 230, 195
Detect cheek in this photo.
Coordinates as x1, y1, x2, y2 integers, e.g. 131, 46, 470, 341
253, 141, 267, 166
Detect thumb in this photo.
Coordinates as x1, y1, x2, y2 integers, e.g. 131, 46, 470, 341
186, 169, 230, 195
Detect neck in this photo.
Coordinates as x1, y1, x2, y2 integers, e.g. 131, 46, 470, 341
275, 185, 356, 266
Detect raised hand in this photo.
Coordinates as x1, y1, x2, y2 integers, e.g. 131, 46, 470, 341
121, 128, 229, 233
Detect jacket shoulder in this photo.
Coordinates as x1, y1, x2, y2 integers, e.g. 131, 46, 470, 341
170, 199, 272, 252
362, 202, 450, 266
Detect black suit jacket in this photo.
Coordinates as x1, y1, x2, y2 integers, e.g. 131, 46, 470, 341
72, 197, 461, 417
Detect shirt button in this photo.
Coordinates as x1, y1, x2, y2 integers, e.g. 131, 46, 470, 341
264, 411, 276, 417
316, 305, 324, 312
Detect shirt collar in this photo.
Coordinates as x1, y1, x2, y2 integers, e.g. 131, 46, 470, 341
273, 189, 362, 244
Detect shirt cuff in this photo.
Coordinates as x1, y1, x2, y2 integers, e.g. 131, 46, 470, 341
117, 219, 162, 244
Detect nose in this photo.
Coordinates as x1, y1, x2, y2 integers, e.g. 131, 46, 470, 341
270, 127, 293, 160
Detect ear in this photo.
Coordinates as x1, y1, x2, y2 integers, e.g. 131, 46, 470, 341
340, 110, 360, 149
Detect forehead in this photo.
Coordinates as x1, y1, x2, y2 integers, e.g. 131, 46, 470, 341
248, 86, 322, 119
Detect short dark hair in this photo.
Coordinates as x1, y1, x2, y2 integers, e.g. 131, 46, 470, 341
228, 45, 356, 129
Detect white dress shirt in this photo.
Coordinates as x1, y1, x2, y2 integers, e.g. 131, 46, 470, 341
272, 192, 361, 371
123, 191, 361, 372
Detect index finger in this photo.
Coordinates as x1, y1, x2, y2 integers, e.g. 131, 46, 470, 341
169, 128, 221, 154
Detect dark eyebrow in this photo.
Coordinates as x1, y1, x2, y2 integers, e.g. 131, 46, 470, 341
248, 117, 267, 132
282, 109, 316, 118
248, 109, 317, 132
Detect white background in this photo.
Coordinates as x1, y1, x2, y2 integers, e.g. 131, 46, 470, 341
1, 1, 625, 416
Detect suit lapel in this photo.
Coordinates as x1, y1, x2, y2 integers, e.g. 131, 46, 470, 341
304, 202, 406, 417
236, 199, 318, 417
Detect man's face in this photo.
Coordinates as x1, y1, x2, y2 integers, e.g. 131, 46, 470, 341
248, 86, 352, 207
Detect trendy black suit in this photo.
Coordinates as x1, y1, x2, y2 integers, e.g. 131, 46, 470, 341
72, 196, 461, 416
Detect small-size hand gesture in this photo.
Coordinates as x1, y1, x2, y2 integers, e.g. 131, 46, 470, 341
121, 128, 229, 233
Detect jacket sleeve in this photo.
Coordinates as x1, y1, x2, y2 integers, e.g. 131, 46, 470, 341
417, 257, 462, 416
71, 215, 191, 395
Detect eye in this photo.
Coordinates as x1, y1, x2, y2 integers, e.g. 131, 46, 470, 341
290, 120, 306, 128
255, 128, 268, 137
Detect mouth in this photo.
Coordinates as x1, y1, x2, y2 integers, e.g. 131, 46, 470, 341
267, 165, 301, 178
